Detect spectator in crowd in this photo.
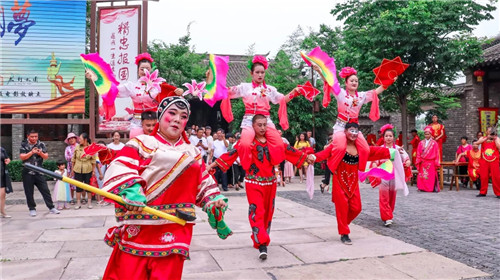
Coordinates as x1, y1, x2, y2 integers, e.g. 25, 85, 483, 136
186, 127, 193, 137
52, 160, 71, 210
141, 111, 157, 136
71, 133, 103, 209
189, 128, 209, 161
278, 130, 289, 186
19, 129, 60, 216
455, 136, 472, 186
205, 126, 214, 164
1, 146, 13, 218
96, 141, 109, 206
64, 132, 78, 204
409, 129, 420, 166
307, 130, 316, 150
107, 131, 125, 151
294, 132, 311, 183
319, 134, 333, 193
213, 129, 229, 191
227, 133, 242, 190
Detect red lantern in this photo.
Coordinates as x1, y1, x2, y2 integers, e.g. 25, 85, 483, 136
474, 70, 485, 82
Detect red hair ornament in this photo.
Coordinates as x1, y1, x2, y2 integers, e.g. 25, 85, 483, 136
135, 53, 154, 65
251, 55, 268, 70
339, 67, 357, 79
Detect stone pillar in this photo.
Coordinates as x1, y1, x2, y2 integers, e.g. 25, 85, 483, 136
12, 114, 24, 160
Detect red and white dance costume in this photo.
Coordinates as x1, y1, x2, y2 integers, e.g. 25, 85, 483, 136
371, 144, 410, 222
215, 141, 307, 249
221, 56, 291, 170
324, 67, 383, 164
314, 141, 390, 235
101, 132, 220, 279
478, 139, 500, 196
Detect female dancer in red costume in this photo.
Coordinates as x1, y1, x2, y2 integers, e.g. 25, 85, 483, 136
221, 56, 301, 170
369, 124, 411, 227
314, 65, 391, 159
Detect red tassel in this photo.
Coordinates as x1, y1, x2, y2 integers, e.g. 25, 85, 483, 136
322, 81, 332, 108
369, 90, 380, 121
278, 98, 289, 131
220, 97, 234, 123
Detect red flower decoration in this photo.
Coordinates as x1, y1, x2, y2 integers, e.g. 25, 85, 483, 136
372, 57, 409, 88
135, 53, 154, 66
339, 67, 357, 79
297, 81, 320, 101
252, 55, 268, 70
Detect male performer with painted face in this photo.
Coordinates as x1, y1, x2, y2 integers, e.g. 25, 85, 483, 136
210, 114, 308, 260
101, 95, 230, 280
307, 122, 391, 245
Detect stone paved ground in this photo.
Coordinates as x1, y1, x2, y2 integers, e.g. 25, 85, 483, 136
278, 183, 500, 279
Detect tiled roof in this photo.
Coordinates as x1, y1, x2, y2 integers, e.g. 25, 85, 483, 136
478, 38, 500, 67
442, 83, 466, 96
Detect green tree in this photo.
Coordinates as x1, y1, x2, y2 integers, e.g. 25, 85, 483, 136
148, 29, 206, 88
331, 0, 496, 147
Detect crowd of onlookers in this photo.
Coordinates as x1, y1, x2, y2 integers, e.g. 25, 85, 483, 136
0, 124, 330, 218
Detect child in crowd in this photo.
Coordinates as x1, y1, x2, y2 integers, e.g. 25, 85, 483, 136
53, 160, 71, 210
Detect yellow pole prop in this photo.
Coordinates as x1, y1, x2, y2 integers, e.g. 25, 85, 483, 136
24, 164, 186, 226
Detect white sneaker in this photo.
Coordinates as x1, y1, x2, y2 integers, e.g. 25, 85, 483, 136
384, 220, 393, 227
49, 208, 61, 214
29, 210, 37, 217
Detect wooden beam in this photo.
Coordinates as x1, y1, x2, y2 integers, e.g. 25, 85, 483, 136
90, 1, 97, 142
1, 119, 90, 125
142, 0, 148, 52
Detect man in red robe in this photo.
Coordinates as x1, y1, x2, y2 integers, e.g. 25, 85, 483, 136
309, 122, 391, 245
474, 127, 500, 198
410, 129, 421, 166
211, 114, 308, 260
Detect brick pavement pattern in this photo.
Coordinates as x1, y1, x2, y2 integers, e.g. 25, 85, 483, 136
278, 184, 500, 279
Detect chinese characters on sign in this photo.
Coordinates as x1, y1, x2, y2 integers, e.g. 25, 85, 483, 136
479, 107, 499, 134
99, 7, 138, 83
0, 0, 36, 46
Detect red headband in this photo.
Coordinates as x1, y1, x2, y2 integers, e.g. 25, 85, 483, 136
135, 53, 154, 65
380, 124, 394, 134
339, 67, 357, 79
252, 55, 268, 70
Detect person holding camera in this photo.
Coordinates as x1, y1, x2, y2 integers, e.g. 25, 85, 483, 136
19, 129, 60, 217
189, 128, 208, 162
474, 126, 500, 198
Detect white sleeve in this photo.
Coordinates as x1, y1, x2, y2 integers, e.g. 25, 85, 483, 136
267, 85, 285, 104
117, 81, 136, 98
